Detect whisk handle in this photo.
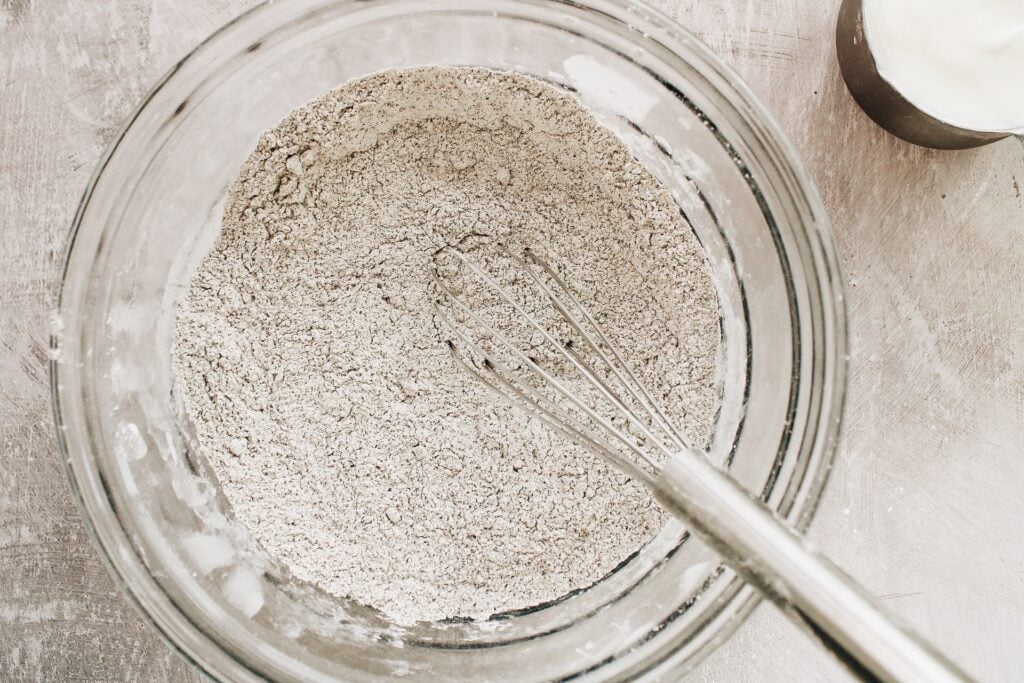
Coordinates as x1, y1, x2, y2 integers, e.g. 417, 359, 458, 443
654, 453, 972, 683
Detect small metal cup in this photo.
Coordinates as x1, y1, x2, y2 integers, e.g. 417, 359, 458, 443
836, 0, 1012, 150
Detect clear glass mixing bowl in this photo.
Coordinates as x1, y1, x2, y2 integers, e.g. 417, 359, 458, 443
51, 0, 847, 679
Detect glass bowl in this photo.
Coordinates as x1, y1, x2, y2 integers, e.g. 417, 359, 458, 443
51, 0, 846, 680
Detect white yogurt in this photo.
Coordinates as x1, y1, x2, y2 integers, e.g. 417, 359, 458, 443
864, 0, 1024, 133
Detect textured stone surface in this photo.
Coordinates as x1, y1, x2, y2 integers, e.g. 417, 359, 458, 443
1, 0, 1021, 680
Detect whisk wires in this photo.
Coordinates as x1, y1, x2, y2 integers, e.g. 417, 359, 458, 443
431, 245, 694, 487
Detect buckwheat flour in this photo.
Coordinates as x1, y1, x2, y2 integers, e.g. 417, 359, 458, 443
172, 66, 720, 624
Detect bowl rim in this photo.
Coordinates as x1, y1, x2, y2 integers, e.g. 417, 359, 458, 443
50, 0, 848, 679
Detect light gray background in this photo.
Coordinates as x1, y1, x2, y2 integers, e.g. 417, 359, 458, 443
1, 0, 1021, 680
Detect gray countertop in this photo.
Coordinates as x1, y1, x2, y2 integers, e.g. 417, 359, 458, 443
1, 0, 1021, 680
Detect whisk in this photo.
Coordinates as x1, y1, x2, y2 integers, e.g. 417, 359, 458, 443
431, 245, 970, 683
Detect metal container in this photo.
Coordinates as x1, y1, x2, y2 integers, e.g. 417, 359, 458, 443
836, 0, 1012, 150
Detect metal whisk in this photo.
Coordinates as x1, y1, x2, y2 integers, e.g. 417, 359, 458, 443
431, 245, 970, 683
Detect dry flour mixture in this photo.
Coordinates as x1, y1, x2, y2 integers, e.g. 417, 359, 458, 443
172, 66, 720, 624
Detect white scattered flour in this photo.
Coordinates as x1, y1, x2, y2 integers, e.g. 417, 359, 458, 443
172, 67, 720, 624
